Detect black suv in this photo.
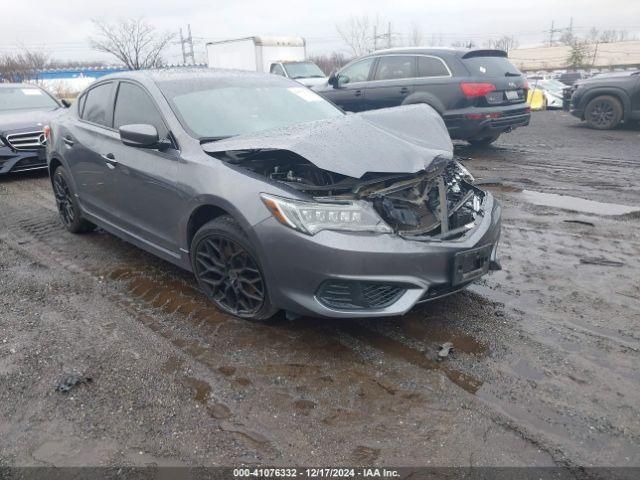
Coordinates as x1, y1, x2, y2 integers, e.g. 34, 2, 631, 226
314, 48, 530, 146
570, 70, 640, 130
0, 83, 67, 175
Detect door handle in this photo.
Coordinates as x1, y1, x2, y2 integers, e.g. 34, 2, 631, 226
354, 89, 362, 97
101, 153, 118, 169
63, 136, 74, 147
399, 87, 410, 95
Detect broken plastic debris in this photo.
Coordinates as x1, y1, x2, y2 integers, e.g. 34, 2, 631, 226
54, 374, 92, 393
437, 342, 454, 361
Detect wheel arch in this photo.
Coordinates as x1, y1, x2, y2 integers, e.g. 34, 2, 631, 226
582, 88, 631, 120
401, 93, 446, 115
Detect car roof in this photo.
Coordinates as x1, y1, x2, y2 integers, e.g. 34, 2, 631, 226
369, 47, 507, 58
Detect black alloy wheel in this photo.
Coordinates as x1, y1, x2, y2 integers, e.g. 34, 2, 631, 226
194, 232, 266, 317
585, 95, 623, 130
53, 170, 76, 228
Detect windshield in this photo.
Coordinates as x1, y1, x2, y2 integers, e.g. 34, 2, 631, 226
282, 62, 325, 79
0, 86, 59, 112
463, 56, 521, 77
163, 82, 343, 139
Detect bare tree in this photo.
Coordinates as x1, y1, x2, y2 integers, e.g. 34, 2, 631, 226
428, 33, 444, 47
485, 36, 519, 53
90, 18, 174, 70
308, 52, 351, 75
0, 48, 50, 82
451, 40, 476, 49
336, 15, 376, 56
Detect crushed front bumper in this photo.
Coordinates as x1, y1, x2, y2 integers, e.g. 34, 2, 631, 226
0, 145, 47, 175
253, 193, 501, 318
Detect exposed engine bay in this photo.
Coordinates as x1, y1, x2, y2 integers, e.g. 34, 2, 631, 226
216, 149, 485, 240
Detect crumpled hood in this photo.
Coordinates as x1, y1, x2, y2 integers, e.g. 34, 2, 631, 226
0, 108, 64, 134
202, 104, 453, 178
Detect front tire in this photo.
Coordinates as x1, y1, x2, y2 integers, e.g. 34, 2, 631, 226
467, 132, 501, 147
52, 166, 95, 233
191, 216, 277, 321
584, 95, 623, 130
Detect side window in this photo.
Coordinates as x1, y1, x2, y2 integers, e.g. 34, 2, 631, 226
270, 64, 286, 76
113, 82, 168, 138
81, 82, 113, 126
338, 58, 375, 85
417, 56, 450, 77
77, 93, 87, 116
374, 56, 415, 81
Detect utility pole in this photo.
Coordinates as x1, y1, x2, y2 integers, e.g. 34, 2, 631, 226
179, 24, 196, 65
373, 25, 377, 50
549, 20, 554, 47
387, 22, 392, 48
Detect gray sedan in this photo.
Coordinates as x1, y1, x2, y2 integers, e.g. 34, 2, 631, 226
46, 69, 501, 321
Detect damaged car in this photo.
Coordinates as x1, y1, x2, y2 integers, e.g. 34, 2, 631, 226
46, 69, 501, 321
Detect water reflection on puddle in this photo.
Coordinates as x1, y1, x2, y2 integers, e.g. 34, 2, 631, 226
519, 190, 639, 216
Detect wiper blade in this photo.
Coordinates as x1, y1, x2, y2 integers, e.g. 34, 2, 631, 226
504, 72, 520, 77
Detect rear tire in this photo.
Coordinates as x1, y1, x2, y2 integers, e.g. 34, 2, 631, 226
191, 216, 277, 322
584, 95, 623, 130
467, 132, 501, 147
52, 166, 95, 234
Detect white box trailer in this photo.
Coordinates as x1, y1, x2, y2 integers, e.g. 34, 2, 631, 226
206, 36, 306, 73
206, 36, 327, 87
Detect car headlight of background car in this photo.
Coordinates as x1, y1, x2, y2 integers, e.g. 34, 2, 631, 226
261, 193, 393, 235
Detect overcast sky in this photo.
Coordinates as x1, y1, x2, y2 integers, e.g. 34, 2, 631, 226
1, 0, 638, 65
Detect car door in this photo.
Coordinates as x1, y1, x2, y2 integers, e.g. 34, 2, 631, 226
63, 81, 122, 224
327, 57, 376, 112
270, 63, 287, 78
109, 81, 183, 254
366, 55, 415, 110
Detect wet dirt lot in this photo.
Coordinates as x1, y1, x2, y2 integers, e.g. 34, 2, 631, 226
0, 111, 639, 470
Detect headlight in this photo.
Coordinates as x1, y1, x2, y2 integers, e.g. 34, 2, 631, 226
454, 160, 474, 183
260, 193, 392, 235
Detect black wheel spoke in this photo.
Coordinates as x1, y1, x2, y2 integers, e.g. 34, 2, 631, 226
54, 174, 75, 227
194, 233, 265, 316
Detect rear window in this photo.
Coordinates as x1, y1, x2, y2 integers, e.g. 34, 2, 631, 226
463, 57, 521, 77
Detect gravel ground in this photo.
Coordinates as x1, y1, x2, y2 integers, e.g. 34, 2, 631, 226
0, 110, 638, 471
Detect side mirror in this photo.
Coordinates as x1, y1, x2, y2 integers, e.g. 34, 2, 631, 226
328, 71, 340, 88
119, 124, 162, 149
60, 99, 71, 108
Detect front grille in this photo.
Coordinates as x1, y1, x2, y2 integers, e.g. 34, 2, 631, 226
316, 280, 405, 310
6, 131, 46, 151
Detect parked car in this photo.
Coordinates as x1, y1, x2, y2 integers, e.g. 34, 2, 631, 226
570, 70, 640, 129
528, 78, 565, 109
313, 47, 530, 146
0, 83, 68, 175
46, 69, 501, 321
559, 71, 587, 86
